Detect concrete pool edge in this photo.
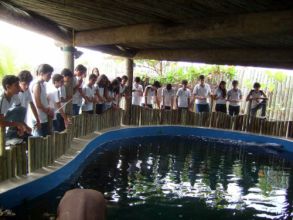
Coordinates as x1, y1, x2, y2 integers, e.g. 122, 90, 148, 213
0, 125, 292, 209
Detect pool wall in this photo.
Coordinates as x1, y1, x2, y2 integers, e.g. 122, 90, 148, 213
0, 126, 292, 208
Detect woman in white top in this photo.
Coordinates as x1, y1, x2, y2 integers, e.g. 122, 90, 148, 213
162, 84, 175, 110
95, 74, 108, 114
132, 77, 143, 106
143, 81, 161, 109
105, 79, 120, 110
214, 81, 227, 113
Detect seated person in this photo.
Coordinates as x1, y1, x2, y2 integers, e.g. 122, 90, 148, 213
0, 75, 31, 145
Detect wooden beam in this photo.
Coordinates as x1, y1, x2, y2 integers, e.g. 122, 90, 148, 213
75, 9, 293, 47
0, 1, 71, 44
85, 45, 137, 57
134, 49, 293, 69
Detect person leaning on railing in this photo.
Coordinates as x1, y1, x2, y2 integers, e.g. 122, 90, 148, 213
192, 75, 211, 113
246, 82, 268, 118
227, 80, 243, 116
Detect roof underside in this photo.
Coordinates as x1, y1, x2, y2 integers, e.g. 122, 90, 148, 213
1, 0, 293, 68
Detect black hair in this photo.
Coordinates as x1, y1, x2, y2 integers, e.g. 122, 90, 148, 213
219, 81, 227, 98
36, 64, 54, 76
116, 77, 122, 83
75, 64, 87, 73
92, 67, 99, 75
232, 80, 239, 85
109, 79, 120, 94
61, 68, 73, 78
253, 82, 261, 89
18, 70, 33, 83
182, 80, 188, 85
89, 73, 97, 81
153, 81, 161, 88
52, 74, 63, 83
2, 75, 19, 91
199, 75, 205, 80
134, 77, 141, 83
122, 75, 128, 81
166, 84, 172, 90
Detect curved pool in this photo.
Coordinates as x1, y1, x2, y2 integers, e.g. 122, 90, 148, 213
0, 126, 292, 219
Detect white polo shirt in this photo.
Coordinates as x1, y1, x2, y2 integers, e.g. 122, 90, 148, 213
249, 90, 265, 109
193, 83, 211, 104
72, 77, 84, 106
82, 84, 96, 111
162, 88, 175, 107
176, 88, 191, 108
0, 93, 21, 115
215, 88, 227, 105
227, 88, 242, 107
132, 83, 143, 106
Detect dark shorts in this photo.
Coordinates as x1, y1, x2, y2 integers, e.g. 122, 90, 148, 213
72, 104, 80, 116
228, 105, 240, 116
53, 113, 66, 132
96, 104, 104, 114
196, 104, 210, 113
215, 104, 227, 113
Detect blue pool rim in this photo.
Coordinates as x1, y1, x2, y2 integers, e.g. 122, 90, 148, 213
0, 126, 292, 209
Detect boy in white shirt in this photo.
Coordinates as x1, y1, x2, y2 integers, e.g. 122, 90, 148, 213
176, 80, 191, 110
0, 75, 31, 143
246, 82, 267, 117
193, 75, 211, 113
72, 64, 87, 116
18, 70, 41, 129
227, 80, 243, 116
47, 74, 68, 132
162, 84, 175, 110
31, 64, 54, 137
82, 74, 97, 114
132, 77, 143, 106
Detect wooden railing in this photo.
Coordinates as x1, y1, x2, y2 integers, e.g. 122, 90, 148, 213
0, 108, 124, 181
0, 106, 292, 182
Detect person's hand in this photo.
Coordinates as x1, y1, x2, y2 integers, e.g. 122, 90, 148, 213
46, 108, 54, 118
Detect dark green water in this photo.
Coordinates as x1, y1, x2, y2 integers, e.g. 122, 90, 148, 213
14, 136, 293, 219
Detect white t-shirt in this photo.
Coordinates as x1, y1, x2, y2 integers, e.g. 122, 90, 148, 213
144, 85, 155, 105
227, 88, 242, 107
95, 85, 105, 104
176, 88, 191, 108
215, 88, 227, 105
18, 90, 32, 108
162, 88, 175, 107
193, 83, 211, 104
132, 83, 143, 106
47, 87, 60, 120
0, 93, 21, 115
72, 77, 84, 106
249, 90, 265, 109
82, 84, 95, 111
30, 80, 49, 123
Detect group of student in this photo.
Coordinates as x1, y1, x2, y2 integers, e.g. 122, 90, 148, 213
131, 75, 267, 117
0, 64, 129, 144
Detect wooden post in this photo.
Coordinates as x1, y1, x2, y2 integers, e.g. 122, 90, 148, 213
125, 58, 134, 125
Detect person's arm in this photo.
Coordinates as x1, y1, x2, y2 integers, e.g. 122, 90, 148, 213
29, 102, 41, 128
155, 90, 160, 109
162, 90, 165, 109
260, 90, 268, 100
246, 90, 253, 101
144, 87, 149, 107
95, 87, 105, 103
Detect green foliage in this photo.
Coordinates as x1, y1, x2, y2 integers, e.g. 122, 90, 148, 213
0, 44, 17, 78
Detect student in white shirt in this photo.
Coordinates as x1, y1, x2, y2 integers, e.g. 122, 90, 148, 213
176, 80, 191, 110
82, 74, 97, 114
95, 74, 108, 114
47, 74, 68, 132
193, 75, 211, 113
214, 81, 227, 113
0, 75, 31, 143
105, 79, 120, 110
132, 77, 143, 106
246, 82, 267, 117
162, 84, 175, 110
117, 75, 129, 109
143, 81, 161, 109
227, 80, 243, 116
72, 64, 87, 116
31, 64, 54, 137
18, 70, 41, 129
61, 68, 74, 115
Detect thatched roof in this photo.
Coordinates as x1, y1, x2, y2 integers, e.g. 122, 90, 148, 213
1, 0, 293, 68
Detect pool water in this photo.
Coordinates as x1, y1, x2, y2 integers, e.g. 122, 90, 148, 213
14, 136, 293, 220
